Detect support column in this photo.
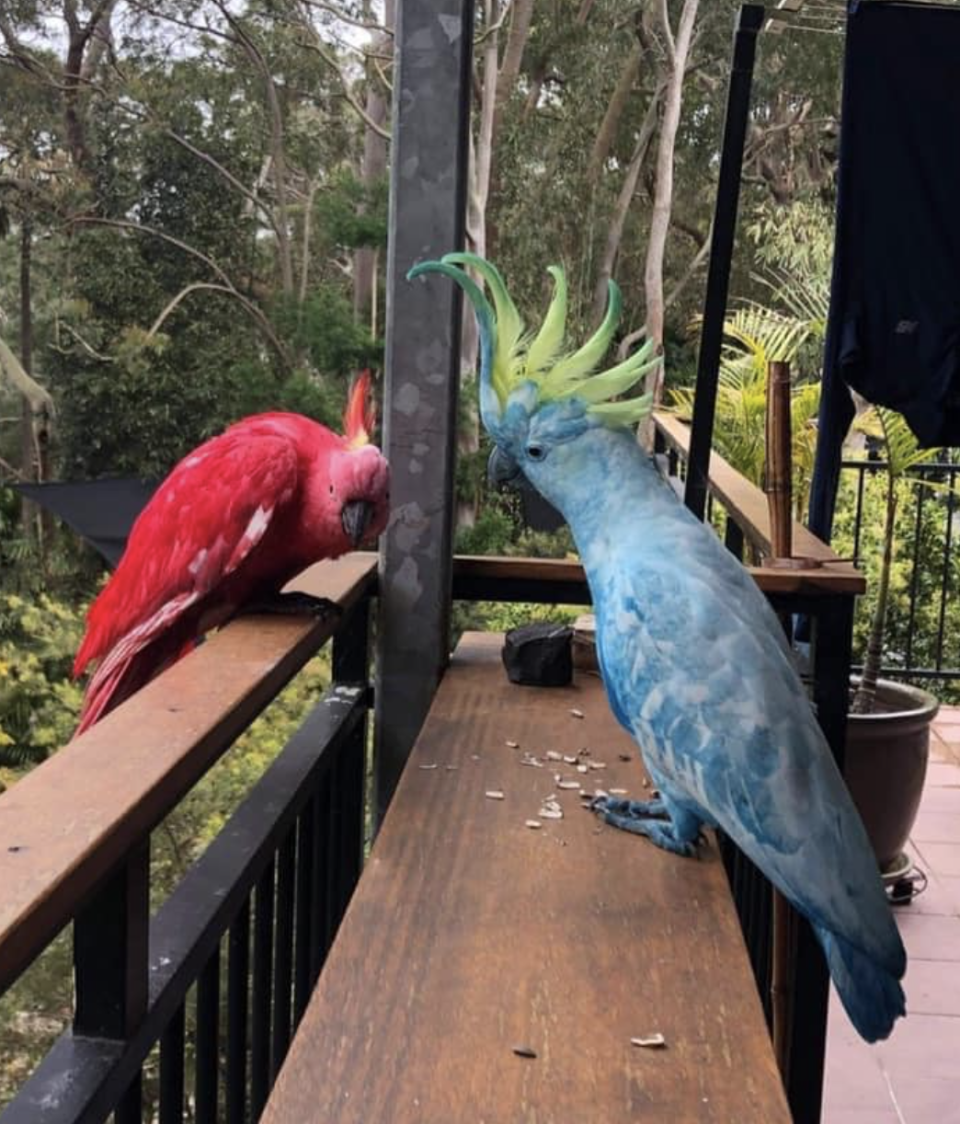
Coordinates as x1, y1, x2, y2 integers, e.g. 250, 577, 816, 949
376, 0, 474, 823
684, 4, 765, 520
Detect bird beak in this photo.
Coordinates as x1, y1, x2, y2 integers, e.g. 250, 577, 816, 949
341, 499, 374, 547
488, 446, 523, 487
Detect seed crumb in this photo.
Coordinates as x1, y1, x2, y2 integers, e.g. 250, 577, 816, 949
631, 1033, 667, 1049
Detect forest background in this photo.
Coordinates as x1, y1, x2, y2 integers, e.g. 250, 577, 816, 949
2, 1, 959, 1109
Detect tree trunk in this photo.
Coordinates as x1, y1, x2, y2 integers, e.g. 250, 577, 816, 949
643, 0, 699, 357
62, 0, 118, 175
354, 0, 394, 330
19, 219, 40, 548
640, 0, 699, 447
591, 86, 662, 323
587, 42, 644, 184
457, 2, 501, 530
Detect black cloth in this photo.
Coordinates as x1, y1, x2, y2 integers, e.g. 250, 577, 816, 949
809, 0, 960, 540
15, 478, 157, 567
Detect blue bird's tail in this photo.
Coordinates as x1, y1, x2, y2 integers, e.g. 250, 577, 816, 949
815, 924, 906, 1042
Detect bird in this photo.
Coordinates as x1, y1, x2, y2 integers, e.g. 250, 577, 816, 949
409, 252, 906, 1043
72, 372, 390, 736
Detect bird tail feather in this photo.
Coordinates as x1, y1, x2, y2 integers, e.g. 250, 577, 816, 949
74, 629, 189, 737
815, 923, 906, 1042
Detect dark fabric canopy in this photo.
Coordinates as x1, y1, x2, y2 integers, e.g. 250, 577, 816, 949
809, 0, 960, 541
15, 478, 158, 567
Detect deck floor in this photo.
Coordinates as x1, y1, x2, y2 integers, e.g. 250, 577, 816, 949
823, 706, 960, 1124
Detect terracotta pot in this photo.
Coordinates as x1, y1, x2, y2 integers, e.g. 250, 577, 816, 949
844, 678, 939, 871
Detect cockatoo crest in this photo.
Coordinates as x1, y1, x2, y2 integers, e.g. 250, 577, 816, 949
407, 252, 659, 439
343, 369, 376, 448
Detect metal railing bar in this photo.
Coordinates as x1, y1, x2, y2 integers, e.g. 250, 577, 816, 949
936, 481, 955, 671
905, 472, 926, 669
293, 800, 314, 1024
225, 900, 250, 1124
157, 1004, 185, 1124
0, 686, 367, 1124
311, 780, 332, 984
250, 861, 275, 1117
194, 950, 220, 1124
271, 832, 295, 1079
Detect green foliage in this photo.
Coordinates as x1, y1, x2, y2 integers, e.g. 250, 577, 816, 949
671, 301, 822, 521
0, 593, 84, 769
152, 653, 331, 899
272, 284, 381, 377
313, 171, 388, 251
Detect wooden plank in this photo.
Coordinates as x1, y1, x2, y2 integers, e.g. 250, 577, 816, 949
656, 413, 865, 596
455, 549, 864, 599
454, 555, 587, 586
263, 633, 791, 1124
0, 553, 376, 993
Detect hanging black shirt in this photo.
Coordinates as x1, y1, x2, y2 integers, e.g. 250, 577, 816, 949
809, 0, 960, 540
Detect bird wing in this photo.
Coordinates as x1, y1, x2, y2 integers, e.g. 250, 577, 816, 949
595, 519, 902, 976
74, 430, 301, 679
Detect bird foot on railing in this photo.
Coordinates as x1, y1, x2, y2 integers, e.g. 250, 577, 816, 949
237, 592, 343, 621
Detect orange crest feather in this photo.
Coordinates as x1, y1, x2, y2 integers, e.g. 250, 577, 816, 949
344, 370, 376, 447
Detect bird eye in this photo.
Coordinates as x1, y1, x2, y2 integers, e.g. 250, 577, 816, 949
329, 485, 334, 494
526, 444, 545, 461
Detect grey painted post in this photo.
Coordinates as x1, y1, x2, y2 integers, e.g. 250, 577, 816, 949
376, 0, 474, 823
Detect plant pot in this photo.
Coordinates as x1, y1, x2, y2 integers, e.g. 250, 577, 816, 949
844, 678, 939, 871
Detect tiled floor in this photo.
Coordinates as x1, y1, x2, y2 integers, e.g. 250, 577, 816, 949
822, 707, 960, 1123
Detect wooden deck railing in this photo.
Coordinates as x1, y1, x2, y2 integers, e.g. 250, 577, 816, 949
0, 554, 377, 1124
0, 431, 863, 1124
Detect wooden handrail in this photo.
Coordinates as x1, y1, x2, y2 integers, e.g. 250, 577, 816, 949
0, 553, 377, 993
655, 413, 865, 596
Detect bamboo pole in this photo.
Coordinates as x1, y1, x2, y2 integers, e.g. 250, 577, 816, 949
764, 359, 793, 561
771, 890, 792, 1075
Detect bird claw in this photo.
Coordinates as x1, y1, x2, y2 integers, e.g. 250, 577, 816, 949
590, 795, 669, 819
591, 796, 700, 857
238, 592, 343, 620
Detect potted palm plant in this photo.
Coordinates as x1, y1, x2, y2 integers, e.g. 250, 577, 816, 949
844, 406, 941, 874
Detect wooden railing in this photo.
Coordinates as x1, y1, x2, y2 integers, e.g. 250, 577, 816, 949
0, 555, 376, 1124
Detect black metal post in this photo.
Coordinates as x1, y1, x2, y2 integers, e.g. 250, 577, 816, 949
334, 597, 373, 912
272, 830, 296, 1078
684, 4, 765, 520
225, 902, 250, 1124
376, 0, 475, 823
158, 1004, 186, 1124
194, 948, 220, 1124
73, 843, 149, 1124
786, 593, 855, 1124
251, 863, 275, 1117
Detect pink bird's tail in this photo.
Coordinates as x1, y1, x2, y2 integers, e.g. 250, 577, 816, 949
74, 628, 195, 737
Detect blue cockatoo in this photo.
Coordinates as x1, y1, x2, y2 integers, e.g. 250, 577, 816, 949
409, 252, 906, 1043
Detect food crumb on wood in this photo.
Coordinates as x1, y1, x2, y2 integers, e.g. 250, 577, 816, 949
631, 1033, 667, 1049
505, 740, 520, 749
485, 790, 505, 800
418, 763, 438, 770
570, 708, 585, 719
512, 1045, 537, 1059
525, 819, 542, 830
